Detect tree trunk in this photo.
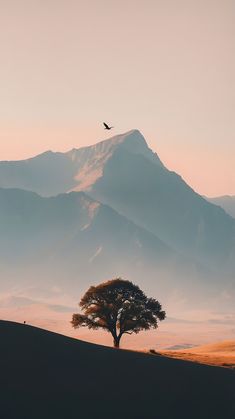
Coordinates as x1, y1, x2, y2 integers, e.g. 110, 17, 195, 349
113, 336, 121, 348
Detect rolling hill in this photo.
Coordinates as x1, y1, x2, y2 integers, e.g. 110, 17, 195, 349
0, 320, 235, 419
162, 340, 235, 369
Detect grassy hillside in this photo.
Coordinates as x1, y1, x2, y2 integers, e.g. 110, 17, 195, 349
162, 340, 235, 369
0, 321, 235, 419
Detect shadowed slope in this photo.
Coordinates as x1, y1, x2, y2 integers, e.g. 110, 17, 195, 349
88, 134, 235, 271
0, 321, 235, 419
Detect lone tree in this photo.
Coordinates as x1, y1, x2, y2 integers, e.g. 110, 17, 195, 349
71, 278, 166, 348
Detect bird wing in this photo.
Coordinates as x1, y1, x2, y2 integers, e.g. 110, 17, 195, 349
103, 122, 109, 129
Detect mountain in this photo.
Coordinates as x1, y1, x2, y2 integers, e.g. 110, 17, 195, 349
1, 129, 235, 316
0, 130, 162, 197
0, 130, 235, 273
0, 187, 186, 298
1, 321, 235, 419
83, 131, 235, 272
206, 196, 235, 219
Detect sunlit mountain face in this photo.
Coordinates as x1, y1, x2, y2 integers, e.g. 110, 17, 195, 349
0, 130, 160, 197
0, 130, 235, 346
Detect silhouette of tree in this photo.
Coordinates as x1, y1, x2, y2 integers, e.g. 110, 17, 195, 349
71, 278, 166, 348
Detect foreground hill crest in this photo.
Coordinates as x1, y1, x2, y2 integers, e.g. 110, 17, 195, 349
1, 320, 235, 419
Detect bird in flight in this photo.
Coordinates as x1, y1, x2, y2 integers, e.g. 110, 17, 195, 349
103, 122, 113, 130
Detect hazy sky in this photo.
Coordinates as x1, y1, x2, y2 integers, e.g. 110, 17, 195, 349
0, 0, 234, 196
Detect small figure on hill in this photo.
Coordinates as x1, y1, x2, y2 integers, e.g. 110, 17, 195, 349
71, 278, 166, 348
23, 321, 26, 324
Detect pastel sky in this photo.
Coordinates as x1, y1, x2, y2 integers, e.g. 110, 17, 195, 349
0, 0, 234, 196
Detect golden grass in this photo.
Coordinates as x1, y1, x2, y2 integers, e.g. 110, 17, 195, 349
160, 340, 235, 369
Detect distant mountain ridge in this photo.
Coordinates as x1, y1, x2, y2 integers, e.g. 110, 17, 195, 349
0, 129, 235, 305
0, 187, 185, 297
84, 134, 235, 271
206, 196, 235, 219
0, 130, 163, 196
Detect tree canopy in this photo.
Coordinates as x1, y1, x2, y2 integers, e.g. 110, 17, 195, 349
71, 278, 166, 347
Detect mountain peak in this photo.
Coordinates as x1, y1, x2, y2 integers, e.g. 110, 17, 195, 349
0, 129, 164, 196
66, 129, 145, 159
107, 129, 148, 150
65, 129, 164, 192
66, 129, 163, 168
110, 129, 164, 167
